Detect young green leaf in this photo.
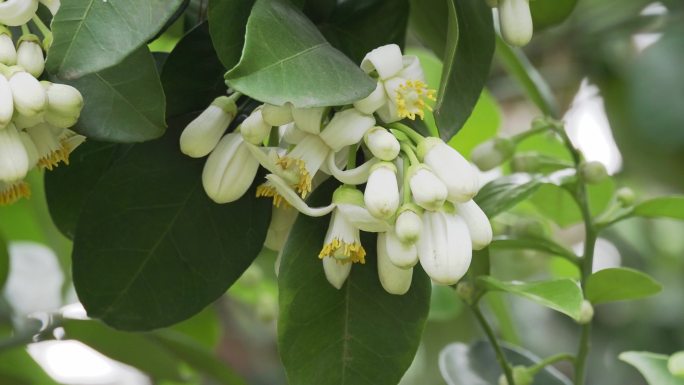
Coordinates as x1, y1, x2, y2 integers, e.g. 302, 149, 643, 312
530, 0, 578, 31
474, 174, 544, 218
46, 0, 185, 78
585, 268, 662, 305
0, 348, 60, 385
490, 235, 579, 263
633, 196, 684, 220
620, 351, 684, 385
225, 0, 375, 107
207, 0, 256, 70
477, 276, 583, 320
530, 179, 615, 228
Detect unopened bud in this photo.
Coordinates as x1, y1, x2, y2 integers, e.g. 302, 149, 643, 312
395, 206, 422, 245
510, 152, 541, 173
456, 281, 475, 304
0, 123, 30, 182
240, 108, 272, 145
471, 138, 515, 171
179, 96, 236, 158
42, 82, 84, 129
9, 70, 47, 117
0, 29, 17, 65
498, 0, 533, 47
16, 35, 44, 77
408, 165, 447, 211
668, 351, 684, 378
364, 126, 400, 161
616, 187, 635, 206
0, 75, 13, 128
578, 300, 594, 324
580, 161, 608, 184
364, 162, 400, 219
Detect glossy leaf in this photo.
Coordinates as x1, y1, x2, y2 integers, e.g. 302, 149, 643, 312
478, 276, 583, 319
530, 0, 578, 31
71, 121, 271, 331
434, 0, 495, 140
585, 268, 662, 305
633, 196, 684, 220
474, 174, 544, 218
490, 235, 578, 263
60, 47, 167, 142
530, 179, 615, 227
225, 0, 375, 107
439, 341, 572, 385
278, 183, 431, 385
620, 351, 684, 385
207, 0, 256, 70
47, 0, 184, 78
161, 23, 226, 118
408, 0, 448, 57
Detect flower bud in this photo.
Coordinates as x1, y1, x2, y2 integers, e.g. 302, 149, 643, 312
364, 162, 400, 219
419, 138, 479, 203
9, 70, 47, 117
456, 200, 492, 250
510, 152, 541, 173
179, 96, 236, 158
264, 206, 298, 252
418, 210, 472, 285
364, 126, 400, 161
498, 0, 533, 47
395, 207, 422, 245
408, 165, 447, 211
577, 300, 594, 324
319, 108, 375, 152
470, 138, 515, 171
0, 0, 39, 26
353, 82, 386, 115
0, 30, 17, 65
291, 107, 328, 135
240, 108, 271, 145
384, 230, 418, 268
580, 161, 608, 184
261, 103, 292, 126
498, 366, 534, 385
0, 124, 30, 183
616, 187, 636, 206
377, 233, 413, 295
202, 133, 259, 203
668, 351, 684, 378
42, 82, 84, 129
455, 281, 475, 304
18, 131, 39, 169
360, 44, 403, 80
0, 75, 13, 128
16, 36, 45, 77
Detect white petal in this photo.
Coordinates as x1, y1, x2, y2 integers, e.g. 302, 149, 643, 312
360, 44, 404, 80
418, 211, 472, 285
0, 124, 30, 182
409, 166, 447, 211
323, 257, 352, 289
336, 203, 391, 233
377, 233, 413, 295
240, 108, 272, 145
364, 127, 400, 161
385, 230, 418, 268
0, 0, 39, 26
16, 40, 44, 78
0, 34, 17, 66
9, 71, 47, 117
261, 103, 293, 126
319, 108, 375, 152
456, 200, 493, 250
202, 133, 259, 203
324, 150, 377, 185
499, 0, 533, 47
0, 75, 14, 128
292, 107, 327, 135
364, 164, 400, 219
421, 138, 479, 203
264, 174, 335, 217
180, 105, 231, 158
353, 82, 387, 115
397, 56, 426, 82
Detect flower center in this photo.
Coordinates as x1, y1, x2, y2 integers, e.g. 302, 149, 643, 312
319, 238, 367, 264
275, 156, 312, 198
38, 141, 71, 170
256, 183, 289, 208
0, 181, 31, 206
395, 80, 436, 120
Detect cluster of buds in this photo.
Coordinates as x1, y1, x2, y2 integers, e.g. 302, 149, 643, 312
179, 44, 493, 293
1, 0, 85, 205
487, 0, 534, 47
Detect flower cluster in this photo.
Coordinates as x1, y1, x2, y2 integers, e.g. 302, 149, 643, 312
180, 44, 492, 294
0, 0, 85, 205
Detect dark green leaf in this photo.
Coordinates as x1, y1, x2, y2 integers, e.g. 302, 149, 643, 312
620, 351, 684, 385
161, 23, 226, 118
585, 268, 662, 305
478, 276, 583, 319
207, 0, 255, 70
490, 235, 579, 263
278, 184, 431, 385
474, 174, 544, 218
440, 341, 572, 385
633, 196, 684, 220
408, 0, 448, 57
0, 233, 7, 291
434, 0, 495, 140
0, 348, 59, 385
61, 319, 184, 381
72, 121, 271, 331
225, 0, 375, 107
46, 0, 184, 78
59, 47, 167, 142
530, 0, 578, 31
318, 0, 410, 64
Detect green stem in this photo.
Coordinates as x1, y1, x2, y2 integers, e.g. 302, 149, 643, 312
400, 143, 420, 166
20, 24, 31, 36
528, 353, 575, 375
347, 145, 357, 169
389, 123, 425, 145
227, 91, 243, 103
401, 154, 411, 205
471, 305, 516, 385
31, 15, 52, 38
511, 126, 547, 144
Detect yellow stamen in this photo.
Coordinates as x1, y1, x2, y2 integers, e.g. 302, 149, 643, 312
275, 156, 312, 198
256, 183, 290, 208
318, 238, 366, 264
0, 181, 31, 206
38, 145, 71, 170
395, 80, 437, 121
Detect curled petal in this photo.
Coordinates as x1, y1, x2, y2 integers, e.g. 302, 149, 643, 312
325, 150, 378, 185
264, 174, 335, 217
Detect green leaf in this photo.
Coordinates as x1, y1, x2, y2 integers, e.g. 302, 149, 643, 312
474, 174, 544, 218
71, 121, 271, 331
169, 307, 221, 349
0, 233, 8, 291
409, 0, 448, 57
530, 0, 578, 31
46, 0, 184, 78
585, 268, 662, 305
439, 341, 572, 385
318, 0, 410, 64
161, 23, 226, 118
278, 183, 431, 385
61, 319, 184, 381
59, 47, 167, 142
429, 285, 464, 321
490, 235, 578, 263
225, 0, 375, 107
620, 351, 684, 385
633, 196, 684, 220
478, 276, 583, 319
530, 178, 615, 227
207, 0, 256, 70
0, 348, 60, 385
434, 0, 495, 140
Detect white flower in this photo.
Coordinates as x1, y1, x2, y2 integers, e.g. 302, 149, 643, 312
259, 173, 335, 217
377, 233, 413, 295
395, 207, 422, 245
322, 254, 352, 290
318, 108, 375, 152
418, 209, 472, 285
9, 70, 46, 117
364, 126, 400, 161
201, 133, 259, 203
498, 0, 533, 47
24, 124, 83, 170
240, 107, 272, 145
261, 103, 293, 126
456, 200, 492, 250
319, 203, 366, 289
419, 137, 479, 203
470, 138, 515, 171
364, 162, 400, 219
0, 123, 30, 183
353, 82, 385, 115
16, 37, 44, 77
291, 107, 328, 135
280, 122, 307, 145
384, 229, 418, 268
179, 96, 236, 158
0, 30, 17, 65
335, 186, 391, 232
0, 0, 39, 26
408, 164, 447, 211
0, 74, 14, 128
264, 205, 298, 252
42, 82, 84, 129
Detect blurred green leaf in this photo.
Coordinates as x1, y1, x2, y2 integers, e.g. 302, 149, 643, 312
278, 183, 431, 385
585, 268, 662, 305
225, 0, 375, 107
620, 351, 684, 385
208, 0, 255, 70
169, 307, 221, 349
0, 234, 7, 291
633, 196, 684, 220
530, 178, 615, 227
490, 235, 578, 263
478, 276, 583, 319
46, 0, 185, 78
485, 293, 520, 344
475, 174, 544, 218
0, 348, 60, 385
530, 0, 578, 31
429, 285, 464, 321
409, 0, 448, 57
